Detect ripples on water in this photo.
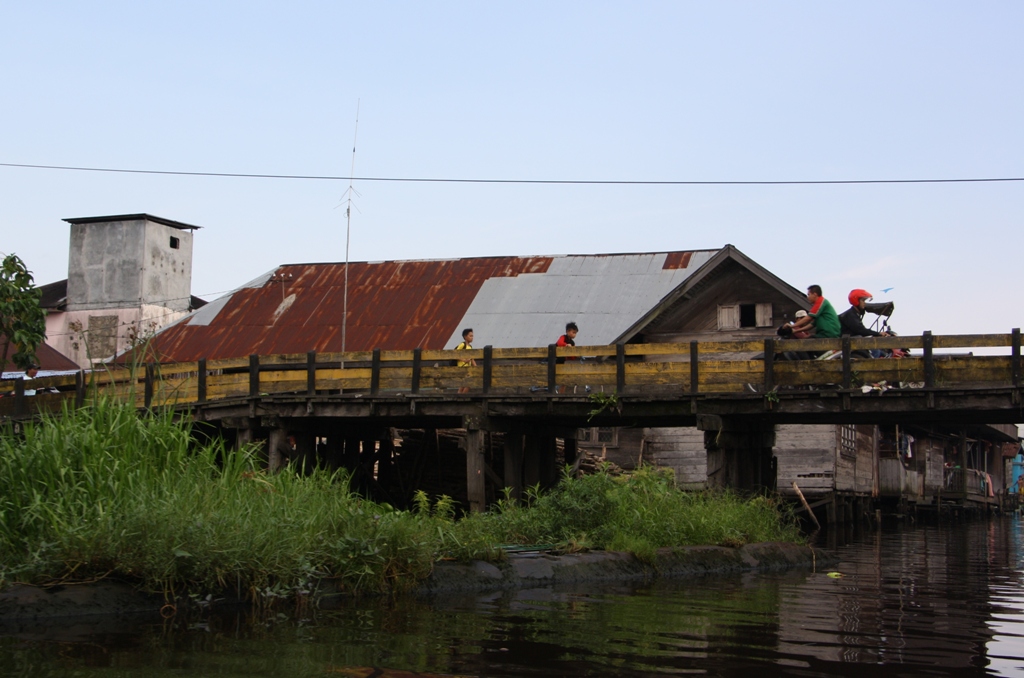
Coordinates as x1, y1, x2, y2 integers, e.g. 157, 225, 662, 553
3, 519, 1024, 677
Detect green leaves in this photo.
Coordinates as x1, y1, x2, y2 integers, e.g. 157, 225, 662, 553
0, 254, 46, 370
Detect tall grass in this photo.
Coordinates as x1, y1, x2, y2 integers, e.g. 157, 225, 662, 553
449, 467, 804, 563
0, 401, 802, 598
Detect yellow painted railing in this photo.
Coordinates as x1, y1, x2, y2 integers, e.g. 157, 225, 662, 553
1, 331, 1020, 418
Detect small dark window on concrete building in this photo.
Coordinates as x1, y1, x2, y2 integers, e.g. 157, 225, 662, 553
739, 303, 757, 328
169, 236, 180, 249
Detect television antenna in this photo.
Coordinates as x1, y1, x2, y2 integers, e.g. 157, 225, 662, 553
342, 100, 359, 354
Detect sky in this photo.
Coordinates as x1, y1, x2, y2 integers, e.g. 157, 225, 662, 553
1, 2, 1022, 339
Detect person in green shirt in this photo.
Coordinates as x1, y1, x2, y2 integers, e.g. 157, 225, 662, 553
792, 285, 841, 338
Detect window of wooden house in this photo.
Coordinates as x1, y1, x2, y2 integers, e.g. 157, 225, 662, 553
719, 303, 773, 330
840, 424, 857, 459
739, 304, 757, 328
577, 427, 618, 447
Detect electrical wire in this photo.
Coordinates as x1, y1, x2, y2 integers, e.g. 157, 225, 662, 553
1, 161, 1022, 185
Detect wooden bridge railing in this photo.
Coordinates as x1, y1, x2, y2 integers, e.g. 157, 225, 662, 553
1, 330, 1020, 418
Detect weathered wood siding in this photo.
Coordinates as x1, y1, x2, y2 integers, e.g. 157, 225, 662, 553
879, 459, 908, 497
919, 436, 945, 499
775, 424, 836, 497
643, 426, 708, 489
854, 425, 877, 495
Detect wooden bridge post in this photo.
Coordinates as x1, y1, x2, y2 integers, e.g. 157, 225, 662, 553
923, 332, 935, 389
1012, 328, 1021, 387
411, 348, 422, 394
547, 345, 557, 393
249, 355, 260, 397
370, 349, 381, 395
842, 338, 852, 389
13, 378, 26, 417
306, 351, 317, 396
75, 370, 85, 409
503, 429, 524, 502
616, 343, 626, 394
483, 345, 493, 394
690, 341, 699, 394
144, 363, 155, 410
197, 359, 207, 404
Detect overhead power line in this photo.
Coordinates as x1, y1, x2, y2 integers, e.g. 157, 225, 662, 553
1, 161, 1022, 186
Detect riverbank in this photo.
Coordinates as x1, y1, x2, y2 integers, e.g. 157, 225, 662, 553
0, 542, 834, 621
2, 402, 806, 600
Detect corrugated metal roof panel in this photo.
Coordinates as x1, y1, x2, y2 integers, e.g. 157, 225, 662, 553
142, 250, 720, 362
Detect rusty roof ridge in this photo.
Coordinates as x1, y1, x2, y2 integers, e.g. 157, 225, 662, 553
272, 248, 723, 268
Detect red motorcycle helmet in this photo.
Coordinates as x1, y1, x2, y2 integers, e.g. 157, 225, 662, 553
848, 288, 873, 306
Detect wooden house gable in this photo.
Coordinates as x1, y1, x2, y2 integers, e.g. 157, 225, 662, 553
634, 258, 806, 344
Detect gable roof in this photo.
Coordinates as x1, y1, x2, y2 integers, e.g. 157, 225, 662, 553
140, 246, 795, 362
615, 245, 807, 343
1, 341, 80, 373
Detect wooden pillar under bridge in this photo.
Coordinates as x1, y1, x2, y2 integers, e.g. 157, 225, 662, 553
343, 436, 361, 472
292, 431, 316, 475
464, 415, 488, 513
236, 425, 255, 452
563, 437, 578, 471
698, 415, 776, 493
267, 427, 289, 474
523, 433, 542, 490
503, 429, 525, 502
360, 436, 378, 494
539, 436, 560, 488
317, 435, 344, 471
377, 435, 396, 491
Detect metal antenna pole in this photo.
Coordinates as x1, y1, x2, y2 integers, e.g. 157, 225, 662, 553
343, 100, 359, 355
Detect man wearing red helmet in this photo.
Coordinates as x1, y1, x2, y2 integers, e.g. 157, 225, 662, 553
839, 289, 890, 338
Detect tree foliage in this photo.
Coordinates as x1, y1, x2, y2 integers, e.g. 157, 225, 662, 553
0, 254, 46, 370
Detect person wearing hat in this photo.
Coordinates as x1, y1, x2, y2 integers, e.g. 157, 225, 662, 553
791, 310, 812, 339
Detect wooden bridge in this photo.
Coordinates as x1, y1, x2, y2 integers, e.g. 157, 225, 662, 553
4, 331, 1022, 512
4, 331, 1022, 427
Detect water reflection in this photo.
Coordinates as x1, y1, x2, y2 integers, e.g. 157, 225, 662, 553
2, 519, 1024, 677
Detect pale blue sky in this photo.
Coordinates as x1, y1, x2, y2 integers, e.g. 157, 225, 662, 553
1, 2, 1021, 337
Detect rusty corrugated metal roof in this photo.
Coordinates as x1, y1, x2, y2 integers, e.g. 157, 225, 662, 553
144, 250, 720, 362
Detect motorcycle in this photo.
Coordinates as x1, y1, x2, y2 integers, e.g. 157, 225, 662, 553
774, 300, 907, 360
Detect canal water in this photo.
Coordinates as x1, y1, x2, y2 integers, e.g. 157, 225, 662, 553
3, 518, 1024, 677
